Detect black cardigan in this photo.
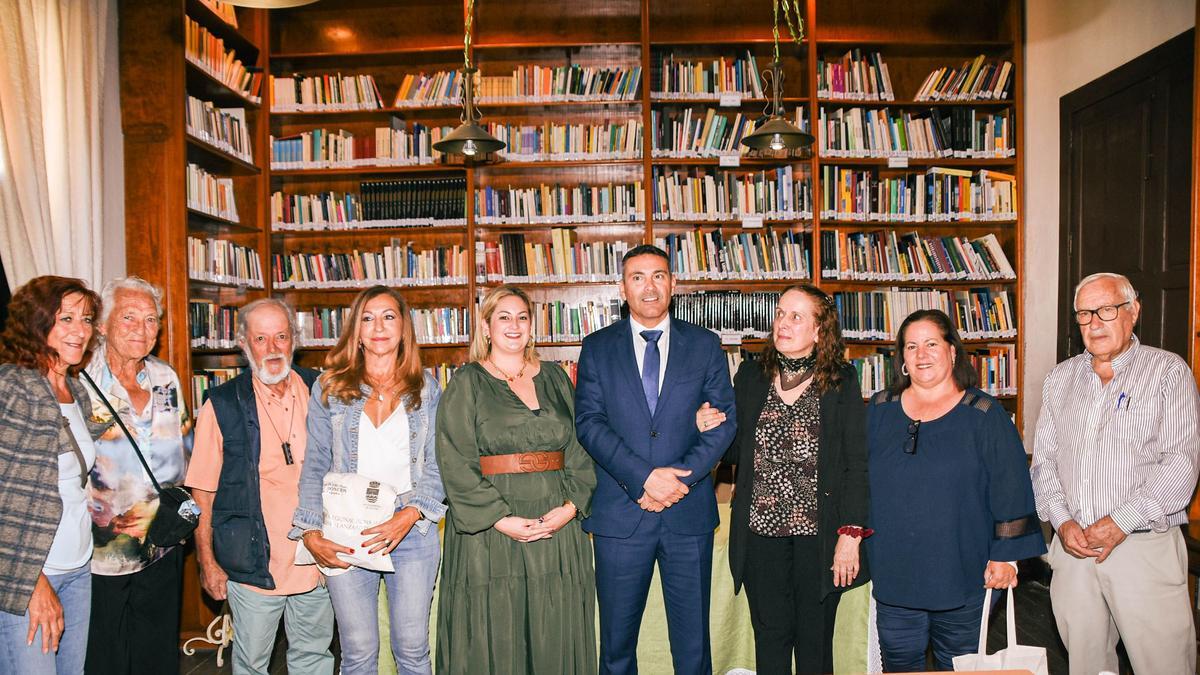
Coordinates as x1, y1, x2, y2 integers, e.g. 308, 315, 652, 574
724, 358, 870, 599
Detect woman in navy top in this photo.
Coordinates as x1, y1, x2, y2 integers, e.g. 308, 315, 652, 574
866, 309, 1045, 671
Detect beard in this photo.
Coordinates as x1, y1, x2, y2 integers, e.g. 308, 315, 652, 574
244, 349, 293, 385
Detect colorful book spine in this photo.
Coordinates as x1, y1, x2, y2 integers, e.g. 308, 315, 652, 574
655, 229, 811, 281
477, 65, 642, 103
474, 181, 644, 225
393, 71, 463, 108
820, 166, 1018, 222
819, 107, 1013, 159
832, 287, 1017, 341
652, 167, 813, 221
652, 51, 765, 99
914, 56, 1013, 102
474, 233, 631, 283
187, 237, 264, 287
186, 97, 253, 161
850, 352, 895, 397
819, 229, 1016, 282
651, 108, 809, 158
270, 122, 453, 170
272, 178, 468, 231
186, 163, 239, 222
270, 73, 384, 112
189, 301, 239, 349
531, 296, 622, 343
294, 306, 470, 346
968, 343, 1017, 396
816, 50, 894, 101
184, 16, 261, 102
271, 242, 468, 289
488, 119, 643, 162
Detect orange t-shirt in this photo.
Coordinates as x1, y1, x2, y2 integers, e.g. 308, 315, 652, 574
185, 372, 319, 596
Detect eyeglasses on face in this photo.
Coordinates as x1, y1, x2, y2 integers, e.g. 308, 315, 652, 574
1073, 301, 1131, 325
903, 419, 921, 455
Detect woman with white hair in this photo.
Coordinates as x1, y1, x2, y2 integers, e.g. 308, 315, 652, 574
82, 276, 192, 675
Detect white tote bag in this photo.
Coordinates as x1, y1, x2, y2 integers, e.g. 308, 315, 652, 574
294, 472, 398, 576
952, 587, 1049, 675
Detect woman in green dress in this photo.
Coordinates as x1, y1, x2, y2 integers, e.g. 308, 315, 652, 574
435, 285, 598, 675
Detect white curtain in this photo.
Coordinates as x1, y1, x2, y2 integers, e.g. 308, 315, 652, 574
0, 0, 120, 291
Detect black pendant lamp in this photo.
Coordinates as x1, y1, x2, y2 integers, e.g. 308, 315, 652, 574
741, 0, 814, 152
433, 0, 505, 159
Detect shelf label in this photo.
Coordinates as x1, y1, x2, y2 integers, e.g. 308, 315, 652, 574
742, 215, 764, 229
719, 93, 742, 107
719, 154, 741, 167
887, 156, 910, 168
720, 331, 743, 346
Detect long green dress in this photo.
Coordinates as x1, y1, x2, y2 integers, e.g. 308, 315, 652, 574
435, 361, 597, 675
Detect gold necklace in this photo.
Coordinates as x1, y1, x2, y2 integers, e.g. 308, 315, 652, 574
488, 358, 527, 383
366, 372, 398, 402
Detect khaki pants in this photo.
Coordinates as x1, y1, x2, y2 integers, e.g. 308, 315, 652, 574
1048, 527, 1194, 675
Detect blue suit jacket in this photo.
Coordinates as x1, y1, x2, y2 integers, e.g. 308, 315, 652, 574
575, 317, 736, 538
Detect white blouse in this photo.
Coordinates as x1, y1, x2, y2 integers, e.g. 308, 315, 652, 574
357, 403, 412, 495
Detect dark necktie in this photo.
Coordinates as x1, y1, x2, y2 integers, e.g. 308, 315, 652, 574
640, 329, 662, 415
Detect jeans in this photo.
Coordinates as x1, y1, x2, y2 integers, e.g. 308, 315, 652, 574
875, 590, 992, 672
0, 564, 91, 675
325, 525, 440, 675
226, 582, 335, 675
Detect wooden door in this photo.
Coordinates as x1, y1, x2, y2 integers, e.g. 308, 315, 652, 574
1059, 30, 1194, 360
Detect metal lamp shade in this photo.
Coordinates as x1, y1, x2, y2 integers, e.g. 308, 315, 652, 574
740, 116, 814, 151
433, 121, 506, 157
223, 0, 321, 7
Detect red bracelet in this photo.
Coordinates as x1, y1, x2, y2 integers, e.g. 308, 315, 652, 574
837, 525, 874, 539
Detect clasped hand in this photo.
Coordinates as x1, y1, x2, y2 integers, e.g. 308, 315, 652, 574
1058, 516, 1127, 563
638, 467, 692, 511
494, 503, 577, 543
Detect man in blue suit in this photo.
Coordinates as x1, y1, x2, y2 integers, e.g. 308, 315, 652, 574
576, 244, 736, 675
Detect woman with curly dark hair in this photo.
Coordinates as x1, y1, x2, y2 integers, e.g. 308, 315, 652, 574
702, 283, 869, 674
0, 276, 111, 674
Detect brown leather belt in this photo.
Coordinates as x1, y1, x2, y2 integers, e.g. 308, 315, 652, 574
479, 451, 564, 476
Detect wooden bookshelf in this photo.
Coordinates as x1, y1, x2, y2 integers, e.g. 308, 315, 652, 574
119, 0, 1025, 645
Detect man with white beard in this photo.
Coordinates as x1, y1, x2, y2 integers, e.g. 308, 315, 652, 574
185, 298, 334, 675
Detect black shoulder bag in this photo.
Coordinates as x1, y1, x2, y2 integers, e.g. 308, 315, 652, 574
81, 370, 199, 546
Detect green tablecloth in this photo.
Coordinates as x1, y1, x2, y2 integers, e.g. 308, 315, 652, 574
379, 504, 873, 674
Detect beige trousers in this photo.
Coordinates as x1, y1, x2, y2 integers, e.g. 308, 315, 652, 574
1048, 527, 1194, 675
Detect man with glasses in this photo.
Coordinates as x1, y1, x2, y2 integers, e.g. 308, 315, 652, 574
1031, 272, 1200, 675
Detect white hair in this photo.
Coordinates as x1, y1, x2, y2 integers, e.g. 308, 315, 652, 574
236, 297, 298, 351
100, 276, 163, 326
1073, 272, 1139, 309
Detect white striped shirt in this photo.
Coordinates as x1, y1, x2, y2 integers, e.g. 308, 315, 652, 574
1031, 336, 1200, 533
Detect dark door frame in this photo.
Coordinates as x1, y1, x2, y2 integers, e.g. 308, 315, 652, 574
1058, 29, 1194, 361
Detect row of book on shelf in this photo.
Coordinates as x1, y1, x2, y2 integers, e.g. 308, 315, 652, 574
271, 244, 468, 289
184, 17, 261, 103
271, 178, 468, 231
269, 122, 452, 170
186, 96, 252, 162
651, 108, 808, 159
258, 50, 1014, 114
652, 166, 812, 222
187, 236, 264, 287
477, 234, 630, 284
818, 107, 1014, 159
654, 230, 811, 281
187, 163, 239, 223
487, 120, 643, 162
192, 288, 1015, 354
476, 182, 645, 225
820, 166, 1017, 222
820, 230, 1015, 282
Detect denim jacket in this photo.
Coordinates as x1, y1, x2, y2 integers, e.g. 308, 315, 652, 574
291, 372, 446, 539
